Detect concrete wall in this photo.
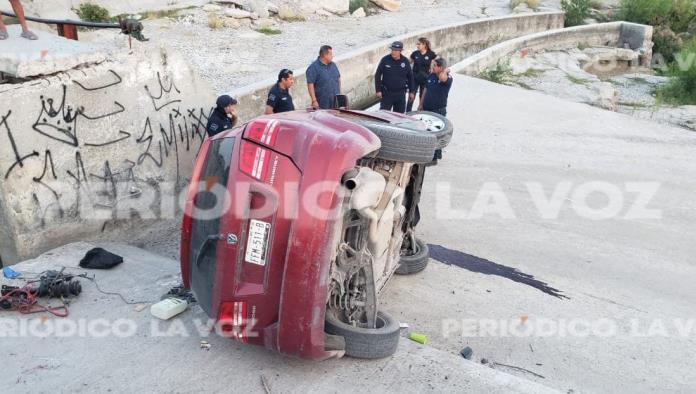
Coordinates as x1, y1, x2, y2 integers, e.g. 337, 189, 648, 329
450, 21, 654, 76
0, 46, 216, 265
19, 0, 209, 19
231, 12, 565, 118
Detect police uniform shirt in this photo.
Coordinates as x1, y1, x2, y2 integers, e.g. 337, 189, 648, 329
410, 50, 437, 84
206, 108, 233, 137
375, 54, 415, 93
267, 83, 295, 113
422, 73, 453, 111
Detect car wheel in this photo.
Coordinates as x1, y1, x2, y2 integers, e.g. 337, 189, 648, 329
359, 121, 439, 164
325, 311, 400, 359
406, 111, 454, 149
396, 238, 429, 275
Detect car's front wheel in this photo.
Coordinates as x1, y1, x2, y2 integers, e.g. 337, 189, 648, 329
396, 237, 429, 275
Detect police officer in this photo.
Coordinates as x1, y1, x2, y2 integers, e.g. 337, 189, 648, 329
419, 58, 453, 116
407, 37, 437, 112
375, 41, 415, 113
265, 69, 295, 114
206, 95, 238, 137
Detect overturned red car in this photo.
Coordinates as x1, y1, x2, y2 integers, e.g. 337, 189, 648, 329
180, 108, 452, 360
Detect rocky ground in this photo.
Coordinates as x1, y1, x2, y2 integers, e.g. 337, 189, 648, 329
498, 46, 696, 132
79, 0, 561, 93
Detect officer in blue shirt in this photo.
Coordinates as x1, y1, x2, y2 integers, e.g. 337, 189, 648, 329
265, 69, 295, 114
375, 41, 415, 113
419, 58, 453, 116
206, 95, 238, 137
306, 45, 341, 109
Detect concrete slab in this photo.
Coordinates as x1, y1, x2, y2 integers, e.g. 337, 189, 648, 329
0, 25, 107, 78
0, 242, 556, 393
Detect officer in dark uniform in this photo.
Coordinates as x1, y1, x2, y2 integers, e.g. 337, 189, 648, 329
374, 41, 415, 113
265, 69, 295, 114
419, 58, 453, 116
206, 95, 238, 137
407, 37, 437, 112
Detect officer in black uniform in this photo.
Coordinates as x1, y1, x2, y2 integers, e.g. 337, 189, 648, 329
265, 69, 295, 114
206, 95, 238, 137
374, 41, 415, 113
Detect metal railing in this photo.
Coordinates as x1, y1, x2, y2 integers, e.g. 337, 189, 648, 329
1, 10, 146, 42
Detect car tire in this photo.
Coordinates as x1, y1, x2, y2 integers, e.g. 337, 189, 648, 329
360, 121, 439, 164
325, 311, 400, 359
406, 111, 454, 149
396, 238, 429, 275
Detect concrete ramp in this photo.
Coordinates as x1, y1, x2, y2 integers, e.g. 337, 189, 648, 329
0, 242, 557, 393
0, 25, 107, 78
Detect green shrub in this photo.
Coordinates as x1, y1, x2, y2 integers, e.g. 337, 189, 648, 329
561, 0, 592, 27
349, 0, 368, 13
617, 0, 696, 33
74, 2, 111, 23
256, 27, 282, 35
653, 26, 684, 64
480, 61, 513, 84
657, 38, 696, 104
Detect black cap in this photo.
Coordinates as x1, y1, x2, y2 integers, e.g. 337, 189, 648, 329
216, 94, 237, 109
390, 41, 404, 50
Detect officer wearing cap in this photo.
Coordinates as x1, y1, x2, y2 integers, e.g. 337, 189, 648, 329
206, 95, 238, 137
265, 69, 295, 114
374, 41, 415, 113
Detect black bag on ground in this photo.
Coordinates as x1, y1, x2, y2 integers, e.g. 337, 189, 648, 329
79, 248, 123, 269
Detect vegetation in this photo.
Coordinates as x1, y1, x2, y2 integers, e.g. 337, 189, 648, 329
510, 0, 541, 10
616, 0, 696, 32
208, 14, 222, 30
256, 27, 282, 35
656, 38, 696, 105
566, 74, 590, 85
349, 0, 368, 13
480, 61, 513, 84
73, 2, 111, 23
561, 0, 592, 27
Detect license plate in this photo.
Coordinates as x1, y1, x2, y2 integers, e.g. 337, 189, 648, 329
245, 219, 271, 266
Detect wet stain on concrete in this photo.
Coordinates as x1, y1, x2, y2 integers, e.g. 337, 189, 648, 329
428, 244, 568, 299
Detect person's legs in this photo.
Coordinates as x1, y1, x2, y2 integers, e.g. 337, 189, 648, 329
392, 92, 406, 113
9, 0, 37, 39
380, 94, 393, 111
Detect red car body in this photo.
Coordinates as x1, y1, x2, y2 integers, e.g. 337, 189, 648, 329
180, 109, 413, 360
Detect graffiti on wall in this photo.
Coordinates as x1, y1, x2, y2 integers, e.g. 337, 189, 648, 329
1, 70, 212, 229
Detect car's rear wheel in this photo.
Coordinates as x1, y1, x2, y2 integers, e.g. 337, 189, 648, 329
406, 111, 454, 149
359, 121, 439, 164
396, 238, 429, 275
325, 310, 400, 359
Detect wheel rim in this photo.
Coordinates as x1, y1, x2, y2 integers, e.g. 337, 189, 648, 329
412, 114, 445, 132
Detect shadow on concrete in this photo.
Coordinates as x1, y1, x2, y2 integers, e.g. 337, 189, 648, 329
428, 244, 568, 299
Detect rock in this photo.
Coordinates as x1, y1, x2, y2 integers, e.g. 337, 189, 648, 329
583, 47, 639, 62
513, 3, 530, 13
322, 0, 350, 15
278, 3, 306, 21
267, 2, 279, 14
583, 18, 598, 24
597, 82, 618, 111
203, 4, 223, 12
370, 0, 401, 12
224, 8, 254, 18
248, 0, 270, 18
352, 7, 366, 18
222, 17, 241, 28
253, 18, 275, 28
316, 9, 332, 17
460, 347, 474, 360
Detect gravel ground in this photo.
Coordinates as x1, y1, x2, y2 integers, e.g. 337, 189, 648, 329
82, 0, 561, 94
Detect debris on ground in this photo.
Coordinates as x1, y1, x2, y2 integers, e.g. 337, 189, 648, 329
133, 304, 147, 312
260, 374, 272, 394
150, 298, 188, 320
200, 340, 211, 350
399, 322, 409, 329
409, 332, 427, 344
2, 266, 21, 279
481, 358, 489, 364
492, 362, 545, 379
79, 248, 124, 269
460, 346, 473, 360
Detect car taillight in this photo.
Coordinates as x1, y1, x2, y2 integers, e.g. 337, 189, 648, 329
245, 119, 280, 146
219, 301, 248, 343
240, 140, 271, 181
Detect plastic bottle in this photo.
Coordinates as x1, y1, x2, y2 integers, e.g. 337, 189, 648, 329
150, 298, 188, 320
